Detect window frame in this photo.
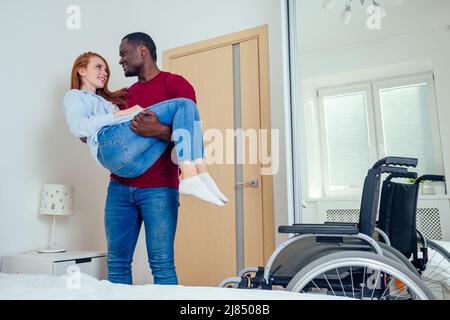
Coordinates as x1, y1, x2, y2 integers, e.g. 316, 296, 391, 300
317, 73, 443, 196
371, 73, 444, 176
318, 82, 377, 196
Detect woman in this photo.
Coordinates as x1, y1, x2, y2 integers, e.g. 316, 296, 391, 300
64, 52, 227, 206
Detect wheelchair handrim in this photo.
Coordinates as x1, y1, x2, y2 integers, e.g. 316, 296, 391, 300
289, 253, 433, 300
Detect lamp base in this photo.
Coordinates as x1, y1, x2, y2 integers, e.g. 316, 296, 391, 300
37, 248, 66, 253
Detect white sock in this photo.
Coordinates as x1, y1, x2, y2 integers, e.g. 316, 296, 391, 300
179, 176, 224, 206
199, 173, 228, 203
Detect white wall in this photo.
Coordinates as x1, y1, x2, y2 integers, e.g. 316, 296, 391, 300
0, 0, 290, 284
297, 0, 450, 54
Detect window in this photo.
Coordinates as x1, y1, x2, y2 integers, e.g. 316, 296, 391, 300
318, 74, 443, 195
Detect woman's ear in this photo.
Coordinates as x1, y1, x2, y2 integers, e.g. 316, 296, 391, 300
77, 67, 87, 77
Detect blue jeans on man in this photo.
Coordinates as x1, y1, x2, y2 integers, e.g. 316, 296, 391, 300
101, 98, 208, 284
105, 180, 179, 285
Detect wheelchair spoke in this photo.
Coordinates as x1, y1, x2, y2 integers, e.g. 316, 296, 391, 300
423, 280, 446, 290
335, 268, 347, 298
389, 283, 413, 300
389, 292, 409, 300
361, 267, 367, 299
423, 273, 450, 283
429, 249, 437, 262
310, 279, 326, 295
323, 273, 336, 296
380, 277, 395, 299
423, 261, 450, 281
350, 266, 355, 299
424, 256, 446, 279
384, 286, 409, 300
370, 270, 381, 300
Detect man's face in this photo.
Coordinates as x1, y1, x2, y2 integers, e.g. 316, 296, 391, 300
119, 39, 143, 77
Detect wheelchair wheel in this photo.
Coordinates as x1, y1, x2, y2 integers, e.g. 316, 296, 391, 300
286, 251, 434, 300
378, 242, 421, 277
421, 240, 450, 300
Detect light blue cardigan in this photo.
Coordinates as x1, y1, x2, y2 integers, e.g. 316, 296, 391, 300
63, 89, 139, 164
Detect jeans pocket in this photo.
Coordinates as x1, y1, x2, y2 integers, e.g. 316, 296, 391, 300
98, 138, 129, 173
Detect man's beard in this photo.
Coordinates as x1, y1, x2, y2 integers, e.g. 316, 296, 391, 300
124, 70, 138, 77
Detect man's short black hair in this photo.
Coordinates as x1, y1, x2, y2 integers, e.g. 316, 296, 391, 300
122, 32, 157, 61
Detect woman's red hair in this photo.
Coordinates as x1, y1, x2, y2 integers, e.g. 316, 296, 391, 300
70, 52, 127, 107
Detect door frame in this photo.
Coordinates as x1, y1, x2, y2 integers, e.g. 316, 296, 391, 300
163, 25, 275, 263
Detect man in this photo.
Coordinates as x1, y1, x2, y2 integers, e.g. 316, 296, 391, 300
105, 32, 196, 285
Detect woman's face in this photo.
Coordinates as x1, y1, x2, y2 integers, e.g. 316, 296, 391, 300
79, 56, 108, 90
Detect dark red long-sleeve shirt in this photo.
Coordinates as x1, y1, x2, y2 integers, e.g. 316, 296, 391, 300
110, 71, 197, 188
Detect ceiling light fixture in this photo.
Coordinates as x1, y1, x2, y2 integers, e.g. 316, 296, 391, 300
340, 1, 352, 24
322, 0, 392, 26
322, 0, 337, 11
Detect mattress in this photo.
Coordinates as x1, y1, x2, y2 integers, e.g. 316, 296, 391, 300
0, 272, 351, 300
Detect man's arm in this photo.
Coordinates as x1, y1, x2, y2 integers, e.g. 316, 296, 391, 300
77, 109, 170, 143
130, 110, 172, 141
129, 74, 196, 141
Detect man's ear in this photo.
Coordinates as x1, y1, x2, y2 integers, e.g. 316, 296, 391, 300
140, 46, 149, 59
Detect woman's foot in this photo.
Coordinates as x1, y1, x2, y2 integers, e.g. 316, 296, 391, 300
199, 173, 228, 203
179, 176, 224, 206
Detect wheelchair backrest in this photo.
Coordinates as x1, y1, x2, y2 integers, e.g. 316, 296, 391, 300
358, 157, 418, 237
378, 180, 419, 258
378, 174, 444, 259
358, 168, 381, 236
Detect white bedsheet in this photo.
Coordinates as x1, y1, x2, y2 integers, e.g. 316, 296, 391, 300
0, 272, 350, 300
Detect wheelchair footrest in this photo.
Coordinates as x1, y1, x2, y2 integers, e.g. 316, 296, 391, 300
278, 223, 359, 235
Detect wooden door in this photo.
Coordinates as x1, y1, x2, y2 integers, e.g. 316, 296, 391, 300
163, 26, 274, 286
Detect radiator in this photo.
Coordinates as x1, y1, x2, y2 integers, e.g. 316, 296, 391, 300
326, 207, 443, 240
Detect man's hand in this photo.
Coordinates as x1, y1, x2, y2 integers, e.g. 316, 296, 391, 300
131, 110, 172, 141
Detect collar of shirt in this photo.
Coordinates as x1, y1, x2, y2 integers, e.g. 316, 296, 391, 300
81, 89, 109, 102
79, 89, 113, 113
80, 89, 97, 96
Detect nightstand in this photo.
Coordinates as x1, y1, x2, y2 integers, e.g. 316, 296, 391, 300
1, 250, 107, 280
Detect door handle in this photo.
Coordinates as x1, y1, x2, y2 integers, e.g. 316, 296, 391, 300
235, 179, 258, 188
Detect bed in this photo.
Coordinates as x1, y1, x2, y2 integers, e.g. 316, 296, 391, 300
0, 272, 351, 300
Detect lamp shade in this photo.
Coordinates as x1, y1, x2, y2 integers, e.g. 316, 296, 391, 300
39, 184, 75, 216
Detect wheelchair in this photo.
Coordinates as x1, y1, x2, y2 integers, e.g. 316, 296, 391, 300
219, 157, 449, 300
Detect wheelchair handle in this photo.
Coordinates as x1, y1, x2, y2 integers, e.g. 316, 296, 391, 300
386, 171, 418, 182
379, 166, 408, 174
415, 175, 445, 184
372, 157, 418, 169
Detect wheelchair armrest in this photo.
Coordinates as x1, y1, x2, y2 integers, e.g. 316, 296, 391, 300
278, 223, 359, 235
324, 221, 358, 226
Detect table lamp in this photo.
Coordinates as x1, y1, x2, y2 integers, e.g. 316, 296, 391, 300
38, 184, 75, 253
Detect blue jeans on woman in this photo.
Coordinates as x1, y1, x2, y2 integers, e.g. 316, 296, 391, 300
97, 98, 204, 178
105, 179, 179, 285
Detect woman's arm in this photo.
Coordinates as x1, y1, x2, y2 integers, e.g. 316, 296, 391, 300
113, 105, 144, 118
64, 91, 118, 138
